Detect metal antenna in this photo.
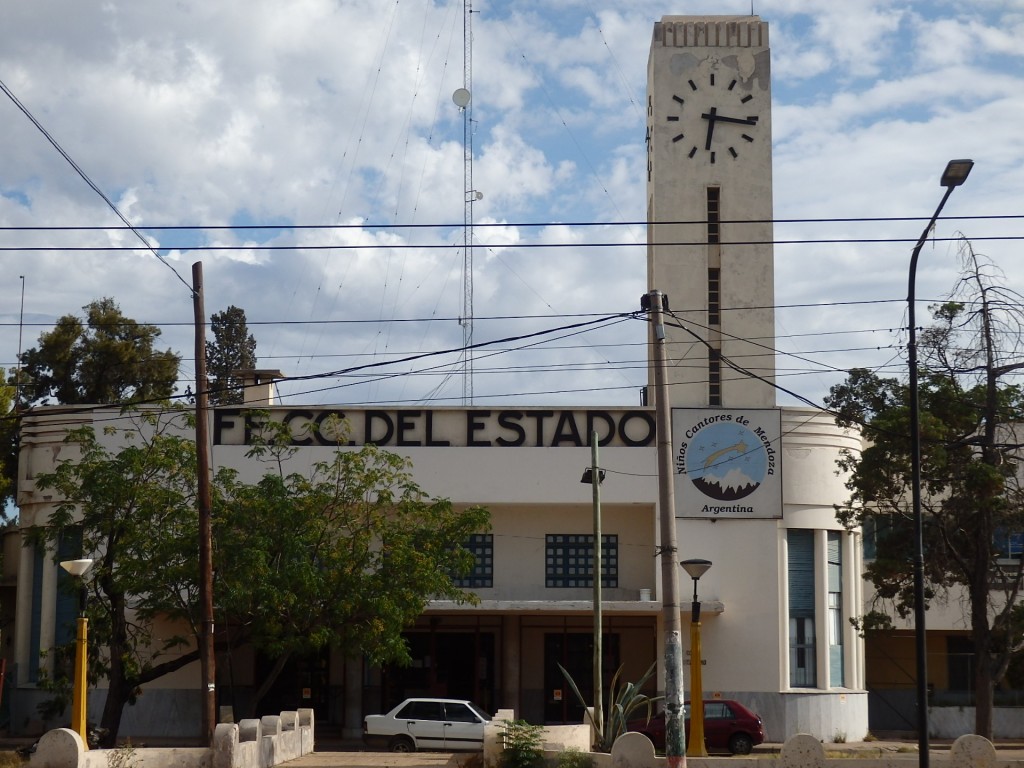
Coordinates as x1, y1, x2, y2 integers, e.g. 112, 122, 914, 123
460, 0, 475, 404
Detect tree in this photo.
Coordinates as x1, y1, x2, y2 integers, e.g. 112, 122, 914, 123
30, 409, 202, 745
214, 416, 489, 716
0, 369, 16, 510
14, 298, 180, 407
31, 410, 488, 742
825, 239, 1024, 739
206, 306, 257, 405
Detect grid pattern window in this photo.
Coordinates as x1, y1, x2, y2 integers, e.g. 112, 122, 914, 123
706, 186, 721, 243
994, 528, 1024, 561
708, 268, 721, 326
827, 531, 844, 687
546, 534, 618, 588
709, 348, 722, 406
788, 529, 817, 687
452, 534, 494, 588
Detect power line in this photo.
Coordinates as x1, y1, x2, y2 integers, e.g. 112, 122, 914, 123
4, 235, 1023, 252
2, 213, 1022, 231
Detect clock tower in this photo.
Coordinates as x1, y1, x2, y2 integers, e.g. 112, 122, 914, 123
647, 16, 775, 408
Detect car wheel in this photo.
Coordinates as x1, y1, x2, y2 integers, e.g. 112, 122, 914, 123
389, 736, 416, 753
728, 733, 753, 755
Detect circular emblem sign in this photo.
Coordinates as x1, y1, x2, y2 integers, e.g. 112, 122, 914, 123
684, 421, 768, 501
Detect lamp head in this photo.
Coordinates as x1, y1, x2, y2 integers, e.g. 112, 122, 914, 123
580, 468, 606, 485
681, 558, 712, 581
60, 558, 94, 578
940, 159, 973, 188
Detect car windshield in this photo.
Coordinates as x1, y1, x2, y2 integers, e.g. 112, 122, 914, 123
467, 702, 491, 722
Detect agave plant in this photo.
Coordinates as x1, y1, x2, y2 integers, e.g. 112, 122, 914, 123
558, 661, 662, 752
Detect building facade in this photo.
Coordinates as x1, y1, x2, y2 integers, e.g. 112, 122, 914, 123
10, 14, 870, 743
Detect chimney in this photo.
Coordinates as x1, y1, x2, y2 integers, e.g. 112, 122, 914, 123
232, 369, 285, 406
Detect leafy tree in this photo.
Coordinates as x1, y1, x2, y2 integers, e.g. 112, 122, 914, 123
31, 410, 488, 742
825, 240, 1024, 739
206, 306, 257, 405
14, 298, 180, 407
0, 369, 17, 511
29, 409, 202, 745
214, 416, 489, 715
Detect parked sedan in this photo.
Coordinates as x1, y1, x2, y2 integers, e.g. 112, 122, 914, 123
626, 699, 765, 755
363, 697, 491, 752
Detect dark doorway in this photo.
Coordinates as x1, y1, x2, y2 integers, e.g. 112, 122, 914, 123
383, 630, 496, 712
544, 631, 620, 723
253, 649, 330, 718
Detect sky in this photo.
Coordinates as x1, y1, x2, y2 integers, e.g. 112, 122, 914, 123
1, 0, 1023, 411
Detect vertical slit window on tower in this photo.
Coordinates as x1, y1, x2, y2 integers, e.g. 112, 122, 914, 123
708, 268, 721, 326
709, 348, 722, 406
707, 186, 721, 243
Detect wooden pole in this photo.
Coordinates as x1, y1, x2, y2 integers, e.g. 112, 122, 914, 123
192, 262, 216, 744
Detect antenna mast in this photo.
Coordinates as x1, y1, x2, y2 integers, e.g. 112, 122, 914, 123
459, 0, 475, 404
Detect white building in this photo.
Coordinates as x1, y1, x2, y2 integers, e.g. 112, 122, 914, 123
11, 15, 869, 743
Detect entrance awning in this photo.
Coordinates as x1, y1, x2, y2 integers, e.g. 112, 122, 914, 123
426, 599, 725, 615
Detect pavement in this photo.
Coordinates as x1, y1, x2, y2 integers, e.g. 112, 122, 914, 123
272, 736, 1024, 767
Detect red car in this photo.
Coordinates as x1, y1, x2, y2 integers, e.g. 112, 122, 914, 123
626, 699, 765, 755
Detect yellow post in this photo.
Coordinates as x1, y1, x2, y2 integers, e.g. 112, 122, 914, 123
71, 615, 89, 749
686, 617, 706, 757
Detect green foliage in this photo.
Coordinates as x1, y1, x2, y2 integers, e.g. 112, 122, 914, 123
216, 415, 490, 669
206, 306, 257, 405
31, 407, 490, 738
824, 239, 1024, 738
13, 298, 180, 407
555, 747, 592, 768
500, 719, 545, 768
0, 368, 16, 509
558, 662, 660, 752
29, 407, 202, 744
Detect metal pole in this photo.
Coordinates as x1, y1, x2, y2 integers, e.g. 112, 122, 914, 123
686, 581, 706, 757
906, 157, 971, 767
71, 609, 88, 748
591, 431, 603, 741
649, 289, 686, 768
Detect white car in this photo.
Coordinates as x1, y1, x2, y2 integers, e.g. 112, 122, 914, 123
363, 697, 491, 752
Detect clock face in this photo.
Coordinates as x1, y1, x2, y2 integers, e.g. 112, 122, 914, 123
665, 71, 759, 163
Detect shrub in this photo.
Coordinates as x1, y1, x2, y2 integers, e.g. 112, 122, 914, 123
501, 719, 545, 768
556, 747, 593, 768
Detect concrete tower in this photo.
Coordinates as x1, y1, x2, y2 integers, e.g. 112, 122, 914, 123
647, 16, 775, 408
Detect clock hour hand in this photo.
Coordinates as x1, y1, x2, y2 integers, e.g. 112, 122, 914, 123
704, 106, 717, 150
705, 112, 758, 126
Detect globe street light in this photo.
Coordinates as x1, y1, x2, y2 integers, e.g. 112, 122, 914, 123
908, 158, 973, 768
681, 558, 712, 758
59, 558, 95, 748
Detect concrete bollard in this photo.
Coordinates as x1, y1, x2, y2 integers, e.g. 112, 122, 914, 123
779, 733, 826, 768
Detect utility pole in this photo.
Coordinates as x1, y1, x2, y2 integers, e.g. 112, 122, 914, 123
192, 262, 216, 745
590, 432, 603, 741
647, 289, 686, 768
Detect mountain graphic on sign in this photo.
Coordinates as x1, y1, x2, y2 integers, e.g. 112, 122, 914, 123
692, 466, 760, 501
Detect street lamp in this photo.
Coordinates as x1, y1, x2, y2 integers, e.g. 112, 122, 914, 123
680, 558, 712, 758
60, 558, 95, 749
581, 431, 606, 742
908, 158, 973, 768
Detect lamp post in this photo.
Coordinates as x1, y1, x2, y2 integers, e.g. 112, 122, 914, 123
908, 158, 973, 768
681, 559, 712, 758
60, 558, 95, 749
581, 431, 606, 741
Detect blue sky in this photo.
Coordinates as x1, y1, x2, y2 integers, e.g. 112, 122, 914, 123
1, 0, 1022, 409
